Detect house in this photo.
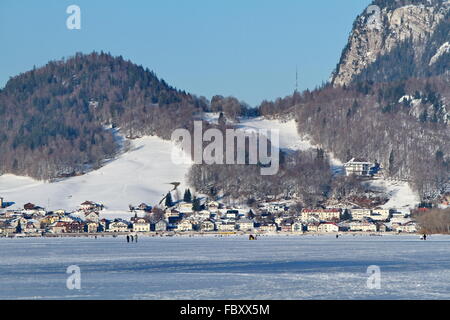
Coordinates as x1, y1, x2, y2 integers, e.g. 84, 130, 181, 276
349, 221, 377, 232
0, 197, 3, 208
344, 158, 372, 176
133, 219, 150, 232
236, 218, 254, 231
350, 208, 372, 221
306, 223, 320, 232
390, 212, 411, 224
165, 209, 180, 219
206, 201, 220, 212
66, 221, 85, 233
24, 220, 41, 234
217, 222, 236, 232
370, 209, 390, 221
177, 220, 193, 232
177, 202, 194, 214
318, 222, 339, 233
84, 211, 100, 223
376, 223, 388, 232
301, 209, 341, 222
109, 221, 129, 232
80, 201, 101, 211
86, 222, 99, 233
152, 220, 168, 232
258, 223, 277, 233
200, 220, 215, 232
40, 214, 60, 225
24, 203, 37, 211
49, 222, 68, 233
59, 215, 74, 223
225, 210, 239, 220
395, 222, 417, 233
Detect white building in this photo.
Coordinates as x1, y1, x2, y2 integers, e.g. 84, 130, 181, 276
109, 221, 129, 232
217, 222, 236, 232
350, 208, 372, 221
153, 220, 168, 232
394, 222, 417, 233
133, 219, 150, 232
301, 209, 341, 222
200, 220, 215, 232
344, 158, 372, 176
236, 218, 254, 231
349, 221, 377, 232
318, 223, 339, 233
177, 220, 193, 232
370, 209, 390, 221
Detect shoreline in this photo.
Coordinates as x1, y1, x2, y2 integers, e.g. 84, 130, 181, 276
1, 231, 437, 239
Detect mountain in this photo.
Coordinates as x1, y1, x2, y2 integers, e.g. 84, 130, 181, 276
257, 0, 450, 201
0, 52, 207, 180
332, 0, 450, 86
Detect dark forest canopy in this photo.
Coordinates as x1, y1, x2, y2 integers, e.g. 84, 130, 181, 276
0, 52, 208, 179
256, 76, 450, 201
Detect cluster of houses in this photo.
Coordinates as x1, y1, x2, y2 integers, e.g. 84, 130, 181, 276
0, 194, 421, 237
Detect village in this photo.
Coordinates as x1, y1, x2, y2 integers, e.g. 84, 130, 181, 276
0, 195, 425, 238
1, 158, 447, 238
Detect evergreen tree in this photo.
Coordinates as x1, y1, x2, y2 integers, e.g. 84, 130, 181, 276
183, 189, 192, 203
165, 192, 174, 208
16, 220, 22, 234
341, 209, 352, 221
389, 150, 395, 175
192, 196, 202, 212
218, 112, 226, 127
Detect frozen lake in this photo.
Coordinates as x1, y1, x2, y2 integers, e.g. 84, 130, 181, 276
1, 234, 450, 300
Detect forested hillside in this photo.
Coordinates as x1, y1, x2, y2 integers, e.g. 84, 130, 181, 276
0, 52, 207, 179
257, 0, 450, 201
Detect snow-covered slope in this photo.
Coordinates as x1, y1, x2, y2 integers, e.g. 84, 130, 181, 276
368, 179, 420, 214
0, 136, 192, 216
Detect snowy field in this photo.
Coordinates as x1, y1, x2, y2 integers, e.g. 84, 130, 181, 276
0, 135, 192, 216
1, 235, 450, 300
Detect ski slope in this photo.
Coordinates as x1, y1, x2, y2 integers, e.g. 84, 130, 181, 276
0, 136, 192, 216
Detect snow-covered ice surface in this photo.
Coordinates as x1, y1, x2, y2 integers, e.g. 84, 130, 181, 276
0, 136, 192, 216
1, 235, 450, 300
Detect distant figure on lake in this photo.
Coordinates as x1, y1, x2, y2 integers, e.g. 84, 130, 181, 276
130, 235, 134, 242
126, 235, 130, 243
135, 234, 138, 243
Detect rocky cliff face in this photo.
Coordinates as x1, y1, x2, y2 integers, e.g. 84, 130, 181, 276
332, 0, 450, 86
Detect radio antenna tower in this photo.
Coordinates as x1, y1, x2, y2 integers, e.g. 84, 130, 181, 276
295, 66, 299, 93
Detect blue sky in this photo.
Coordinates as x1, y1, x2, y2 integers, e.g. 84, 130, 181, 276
0, 0, 371, 106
